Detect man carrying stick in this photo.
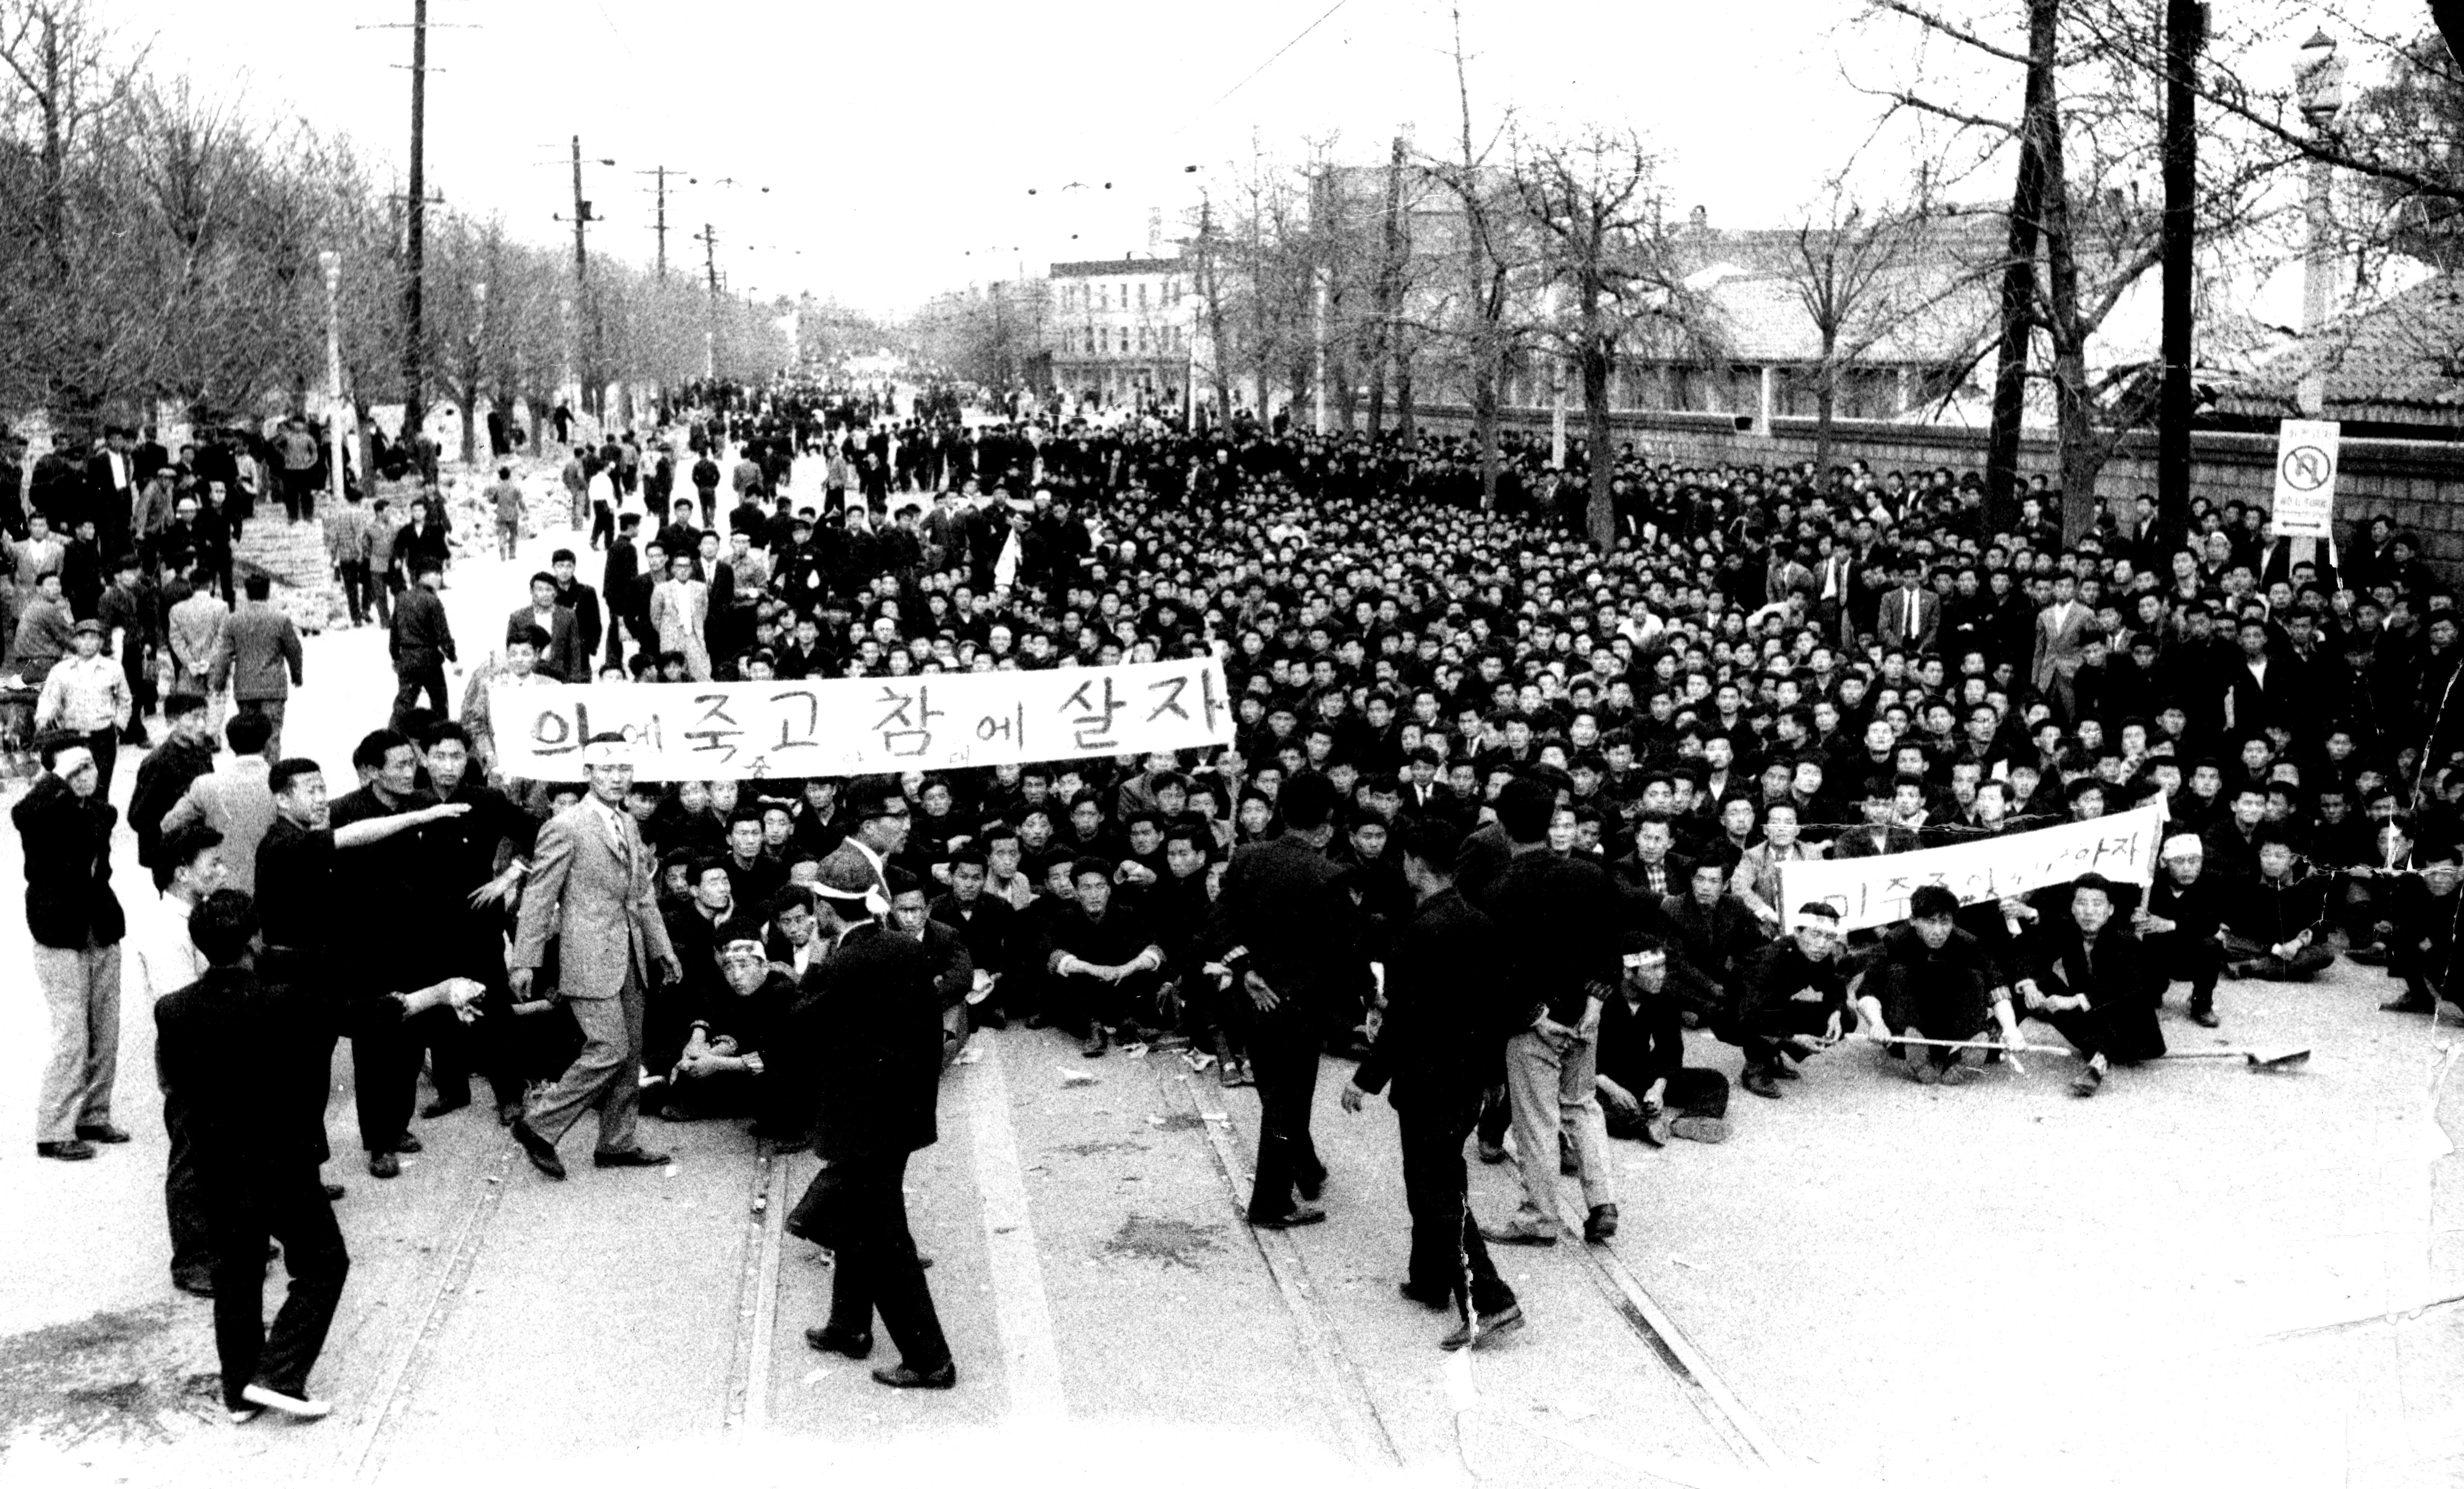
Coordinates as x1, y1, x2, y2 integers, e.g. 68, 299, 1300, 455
1855, 885, 2027, 1087
2018, 872, 2166, 1099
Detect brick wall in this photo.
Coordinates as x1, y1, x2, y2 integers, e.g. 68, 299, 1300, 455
1409, 404, 2464, 573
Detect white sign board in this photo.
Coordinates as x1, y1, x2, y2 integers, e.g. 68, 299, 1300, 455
1777, 804, 2165, 933
491, 657, 1235, 782
2269, 418, 2341, 539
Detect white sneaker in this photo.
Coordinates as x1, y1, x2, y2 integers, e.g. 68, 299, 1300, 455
240, 1383, 332, 1420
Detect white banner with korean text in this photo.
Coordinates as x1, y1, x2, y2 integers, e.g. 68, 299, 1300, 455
1777, 803, 2165, 933
489, 657, 1235, 782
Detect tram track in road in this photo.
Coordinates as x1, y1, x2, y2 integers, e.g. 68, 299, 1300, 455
1151, 1052, 1792, 1482
338, 1145, 518, 1484
724, 1151, 791, 1434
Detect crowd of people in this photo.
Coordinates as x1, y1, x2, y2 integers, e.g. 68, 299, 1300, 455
15, 372, 2464, 1420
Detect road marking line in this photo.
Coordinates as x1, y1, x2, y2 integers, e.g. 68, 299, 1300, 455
725, 1152, 788, 1433
341, 1147, 515, 1483
967, 1036, 1069, 1423
1150, 1062, 1401, 1468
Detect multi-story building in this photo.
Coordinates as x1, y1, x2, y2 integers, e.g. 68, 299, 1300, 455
1046, 258, 1195, 410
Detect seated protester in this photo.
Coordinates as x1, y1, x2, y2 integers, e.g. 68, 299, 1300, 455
645, 780, 726, 860
661, 933, 797, 1127
1057, 788, 1123, 861
655, 849, 696, 911
1729, 801, 1823, 937
1595, 937, 1729, 1144
2337, 813, 2411, 959
1011, 851, 1083, 1027
2135, 831, 2227, 1027
720, 808, 788, 915
2016, 872, 2166, 1098
2219, 826, 2339, 981
884, 870, 974, 1063
789, 778, 846, 864
1610, 809, 1692, 900
757, 800, 798, 867
1330, 812, 1412, 972
2201, 785, 2268, 884
764, 885, 828, 981
1830, 777, 1924, 858
1658, 858, 1758, 1026
651, 858, 746, 1118
909, 778, 972, 874
930, 848, 1021, 1028
1140, 825, 1232, 1066
1113, 809, 1169, 888
979, 822, 1039, 912
1045, 855, 1168, 1058
1728, 903, 1851, 1099
1853, 885, 2027, 1086
2378, 834, 2464, 1015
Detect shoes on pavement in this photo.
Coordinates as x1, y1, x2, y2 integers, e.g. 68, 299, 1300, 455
1479, 1221, 1559, 1248
1476, 1140, 1508, 1164
1023, 1012, 1049, 1030
511, 1118, 566, 1179
1217, 1059, 1245, 1088
1742, 1068, 1780, 1100
228, 1406, 264, 1425
654, 1103, 702, 1123
592, 1148, 672, 1169
2380, 994, 2436, 1014
239, 1383, 331, 1420
1398, 1282, 1451, 1311
420, 1095, 470, 1119
367, 1151, 401, 1180
1584, 1204, 1619, 1245
496, 1101, 523, 1127
1911, 1058, 1941, 1086
1772, 1062, 1803, 1081
1298, 1170, 1327, 1203
2188, 1006, 2220, 1028
870, 1361, 956, 1390
973, 1007, 1009, 1031
173, 1271, 215, 1298
1669, 1116, 1730, 1143
2070, 1063, 2105, 1098
1081, 1027, 1109, 1059
1937, 1064, 1973, 1088
1440, 1304, 1527, 1352
804, 1327, 873, 1360
1251, 1205, 1327, 1230
75, 1124, 131, 1144
392, 1133, 423, 1155
36, 1139, 96, 1161
322, 1182, 346, 1201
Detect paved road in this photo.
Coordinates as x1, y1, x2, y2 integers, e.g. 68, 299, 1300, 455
0, 468, 2458, 1488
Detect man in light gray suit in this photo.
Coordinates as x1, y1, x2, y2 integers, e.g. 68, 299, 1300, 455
2032, 572, 2094, 720
1874, 563, 1942, 656
507, 734, 684, 1179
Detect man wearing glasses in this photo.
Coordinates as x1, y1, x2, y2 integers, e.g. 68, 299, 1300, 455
814, 783, 910, 916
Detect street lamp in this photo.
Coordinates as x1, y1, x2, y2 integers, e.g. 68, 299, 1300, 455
2294, 28, 2346, 420
319, 250, 347, 509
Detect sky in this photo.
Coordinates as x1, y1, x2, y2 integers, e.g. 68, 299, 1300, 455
99, 0, 2436, 318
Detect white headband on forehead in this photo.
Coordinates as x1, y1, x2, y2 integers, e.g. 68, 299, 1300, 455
580, 736, 634, 768
2160, 832, 2204, 858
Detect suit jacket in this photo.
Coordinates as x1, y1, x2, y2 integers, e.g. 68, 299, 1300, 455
1829, 824, 1925, 859
2032, 601, 2092, 693
508, 801, 675, 999
390, 583, 456, 670
1875, 586, 1942, 655
1350, 888, 1513, 1107
214, 601, 302, 702
157, 953, 402, 1174
554, 579, 603, 662
508, 603, 584, 683
800, 921, 943, 1161
2026, 921, 2165, 1062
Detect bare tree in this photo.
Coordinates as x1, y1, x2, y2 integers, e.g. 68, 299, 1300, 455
1512, 124, 1704, 548
1782, 173, 1951, 481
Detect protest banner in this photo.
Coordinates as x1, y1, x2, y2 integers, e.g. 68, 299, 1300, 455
1777, 803, 2165, 933
489, 656, 1234, 781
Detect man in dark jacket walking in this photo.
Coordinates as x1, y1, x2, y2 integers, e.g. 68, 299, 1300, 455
16, 732, 129, 1161
1343, 816, 1524, 1349
790, 852, 955, 1390
388, 559, 456, 730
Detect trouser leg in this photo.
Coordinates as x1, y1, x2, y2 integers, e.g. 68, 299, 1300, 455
1244, 1029, 1320, 1221
165, 1096, 213, 1280
1665, 1067, 1730, 1119
351, 1017, 415, 1154
249, 1169, 348, 1399
590, 973, 647, 1155
1502, 1031, 1565, 1228
525, 989, 630, 1146
1557, 1035, 1614, 1210
860, 1154, 950, 1370
1474, 1084, 1509, 1148
415, 1002, 471, 1106
87, 725, 119, 802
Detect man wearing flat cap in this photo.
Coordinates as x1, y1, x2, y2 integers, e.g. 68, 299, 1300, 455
36, 614, 134, 802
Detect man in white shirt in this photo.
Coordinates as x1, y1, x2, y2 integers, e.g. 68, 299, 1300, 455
137, 821, 228, 1296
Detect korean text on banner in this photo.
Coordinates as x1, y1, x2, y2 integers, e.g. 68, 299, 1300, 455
490, 657, 1235, 782
1776, 804, 2165, 934
2269, 418, 2341, 539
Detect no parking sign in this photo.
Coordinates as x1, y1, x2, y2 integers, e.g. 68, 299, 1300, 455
2270, 418, 2341, 538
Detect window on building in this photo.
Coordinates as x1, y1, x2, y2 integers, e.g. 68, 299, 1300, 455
1098, 286, 1107, 312
1139, 326, 1151, 353
1138, 283, 1148, 310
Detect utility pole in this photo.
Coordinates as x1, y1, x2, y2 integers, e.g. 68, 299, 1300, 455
404, 0, 427, 436
701, 222, 719, 378
637, 164, 673, 279
570, 135, 592, 288
2156, 0, 2201, 552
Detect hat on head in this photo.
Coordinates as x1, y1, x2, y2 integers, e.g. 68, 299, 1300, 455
71, 618, 104, 637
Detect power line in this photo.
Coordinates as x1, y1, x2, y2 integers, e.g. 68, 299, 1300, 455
1209, 0, 1355, 108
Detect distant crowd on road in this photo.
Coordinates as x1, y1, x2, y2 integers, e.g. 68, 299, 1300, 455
15, 368, 2464, 1417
